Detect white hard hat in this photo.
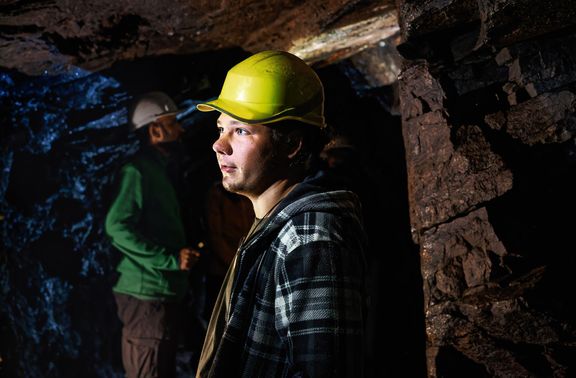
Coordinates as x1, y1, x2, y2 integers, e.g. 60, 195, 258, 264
128, 91, 181, 130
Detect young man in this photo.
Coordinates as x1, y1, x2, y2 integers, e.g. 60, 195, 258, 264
195, 51, 367, 377
105, 91, 201, 377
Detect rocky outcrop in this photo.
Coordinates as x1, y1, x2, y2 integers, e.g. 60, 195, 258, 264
397, 0, 576, 376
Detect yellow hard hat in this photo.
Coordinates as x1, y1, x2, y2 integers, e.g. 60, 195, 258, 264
196, 50, 325, 128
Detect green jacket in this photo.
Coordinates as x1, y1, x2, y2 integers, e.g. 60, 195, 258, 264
105, 147, 188, 300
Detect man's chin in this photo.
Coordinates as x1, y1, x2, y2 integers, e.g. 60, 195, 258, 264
221, 180, 238, 193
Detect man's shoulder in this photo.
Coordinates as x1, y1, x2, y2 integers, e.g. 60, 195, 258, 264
121, 149, 158, 171
275, 191, 363, 239
119, 158, 142, 174
281, 189, 361, 218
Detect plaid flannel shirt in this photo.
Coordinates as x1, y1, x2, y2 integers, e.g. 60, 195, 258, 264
206, 177, 368, 378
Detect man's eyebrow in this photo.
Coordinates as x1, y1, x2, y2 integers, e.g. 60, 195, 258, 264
216, 118, 247, 126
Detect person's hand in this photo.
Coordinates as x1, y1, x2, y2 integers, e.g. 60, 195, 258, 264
179, 247, 201, 270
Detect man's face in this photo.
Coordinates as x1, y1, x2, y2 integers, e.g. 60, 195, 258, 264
212, 113, 279, 197
153, 114, 184, 143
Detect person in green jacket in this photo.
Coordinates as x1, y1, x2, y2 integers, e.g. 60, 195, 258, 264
106, 91, 201, 378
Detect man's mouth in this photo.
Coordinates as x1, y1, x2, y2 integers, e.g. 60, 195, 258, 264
220, 164, 236, 173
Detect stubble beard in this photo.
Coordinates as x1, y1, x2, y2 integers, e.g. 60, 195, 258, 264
220, 142, 281, 196
221, 177, 239, 194
220, 170, 251, 196
220, 159, 277, 197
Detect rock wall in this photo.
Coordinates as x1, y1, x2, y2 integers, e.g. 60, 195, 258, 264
397, 0, 576, 376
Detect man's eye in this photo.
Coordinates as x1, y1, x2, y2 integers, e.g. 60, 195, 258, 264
217, 127, 224, 134
235, 128, 249, 135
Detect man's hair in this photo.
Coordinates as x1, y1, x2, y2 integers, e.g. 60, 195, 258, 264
269, 120, 328, 174
134, 124, 151, 145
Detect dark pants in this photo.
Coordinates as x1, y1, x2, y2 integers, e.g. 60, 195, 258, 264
114, 293, 182, 378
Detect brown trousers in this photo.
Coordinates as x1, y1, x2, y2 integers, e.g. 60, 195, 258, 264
114, 293, 181, 378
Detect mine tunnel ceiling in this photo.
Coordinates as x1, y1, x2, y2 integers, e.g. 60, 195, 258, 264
0, 0, 399, 78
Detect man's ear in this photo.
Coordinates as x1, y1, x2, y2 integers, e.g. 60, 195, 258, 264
148, 123, 164, 143
286, 134, 303, 159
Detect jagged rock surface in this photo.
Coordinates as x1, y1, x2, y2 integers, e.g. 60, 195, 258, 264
397, 0, 576, 376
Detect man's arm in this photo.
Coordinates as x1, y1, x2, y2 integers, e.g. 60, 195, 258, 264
276, 240, 365, 377
105, 164, 179, 269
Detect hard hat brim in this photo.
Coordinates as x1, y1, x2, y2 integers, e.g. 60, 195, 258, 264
133, 110, 182, 130
196, 98, 294, 124
155, 110, 182, 119
196, 98, 325, 128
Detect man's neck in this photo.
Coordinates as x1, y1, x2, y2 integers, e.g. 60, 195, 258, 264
251, 179, 299, 219
151, 142, 169, 156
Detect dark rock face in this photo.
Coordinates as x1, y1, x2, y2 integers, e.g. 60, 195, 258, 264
397, 0, 576, 376
400, 62, 513, 233
0, 66, 133, 377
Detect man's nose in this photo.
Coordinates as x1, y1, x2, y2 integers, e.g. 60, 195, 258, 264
212, 136, 231, 155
